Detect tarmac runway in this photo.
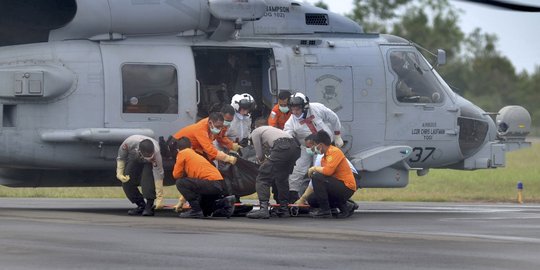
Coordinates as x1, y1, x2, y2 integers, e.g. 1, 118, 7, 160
1, 198, 539, 270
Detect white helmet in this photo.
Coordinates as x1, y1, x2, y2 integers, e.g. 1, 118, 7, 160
289, 92, 310, 110
231, 93, 255, 112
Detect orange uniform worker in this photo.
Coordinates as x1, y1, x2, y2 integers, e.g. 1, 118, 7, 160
172, 112, 237, 164
307, 130, 356, 219
173, 137, 235, 218
268, 90, 291, 130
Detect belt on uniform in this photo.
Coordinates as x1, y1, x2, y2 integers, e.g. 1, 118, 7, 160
273, 137, 299, 148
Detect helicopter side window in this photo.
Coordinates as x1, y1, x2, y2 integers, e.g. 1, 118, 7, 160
389, 51, 444, 104
121, 64, 178, 114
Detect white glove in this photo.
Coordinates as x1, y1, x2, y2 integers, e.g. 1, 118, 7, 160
154, 179, 164, 210
334, 134, 344, 148
116, 160, 130, 183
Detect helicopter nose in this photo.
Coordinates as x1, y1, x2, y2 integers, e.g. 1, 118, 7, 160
456, 101, 495, 158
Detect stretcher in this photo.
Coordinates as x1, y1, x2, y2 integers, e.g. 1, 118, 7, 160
235, 203, 310, 217
164, 202, 310, 217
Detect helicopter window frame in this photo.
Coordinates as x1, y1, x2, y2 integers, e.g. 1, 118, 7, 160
388, 50, 446, 105
121, 63, 179, 115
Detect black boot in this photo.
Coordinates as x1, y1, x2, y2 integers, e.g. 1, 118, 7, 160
142, 199, 155, 216
128, 200, 146, 216
310, 208, 332, 218
246, 201, 270, 219
274, 201, 290, 218
179, 200, 204, 218
211, 195, 236, 218
310, 200, 332, 219
337, 201, 355, 218
349, 199, 359, 211
330, 208, 339, 218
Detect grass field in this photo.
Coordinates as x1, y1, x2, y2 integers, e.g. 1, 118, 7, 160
1, 141, 538, 203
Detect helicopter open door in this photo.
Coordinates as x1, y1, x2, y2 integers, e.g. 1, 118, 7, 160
192, 47, 275, 120
101, 44, 197, 137
382, 46, 460, 167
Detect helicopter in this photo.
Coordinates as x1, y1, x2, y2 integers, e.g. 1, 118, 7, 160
0, 0, 531, 188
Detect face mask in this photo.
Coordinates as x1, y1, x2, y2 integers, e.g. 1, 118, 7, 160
235, 112, 245, 120
279, 106, 289, 113
306, 148, 315, 156
209, 122, 221, 134
314, 144, 323, 155
293, 113, 305, 120
223, 120, 232, 127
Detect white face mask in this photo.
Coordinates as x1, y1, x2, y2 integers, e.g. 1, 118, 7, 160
314, 144, 323, 155
209, 121, 222, 134
279, 106, 289, 113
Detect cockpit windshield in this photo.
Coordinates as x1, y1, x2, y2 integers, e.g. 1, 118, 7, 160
389, 50, 446, 104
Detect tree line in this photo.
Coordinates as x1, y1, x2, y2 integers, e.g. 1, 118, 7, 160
314, 0, 539, 131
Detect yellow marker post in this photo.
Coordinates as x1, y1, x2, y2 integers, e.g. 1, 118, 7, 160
517, 181, 524, 204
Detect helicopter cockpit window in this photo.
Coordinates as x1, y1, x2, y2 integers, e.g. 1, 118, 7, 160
121, 64, 178, 114
389, 51, 445, 104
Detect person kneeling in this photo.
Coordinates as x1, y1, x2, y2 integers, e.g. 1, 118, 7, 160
173, 137, 235, 218
307, 131, 356, 219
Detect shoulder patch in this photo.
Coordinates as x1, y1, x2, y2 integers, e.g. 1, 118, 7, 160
121, 144, 128, 150
326, 155, 334, 162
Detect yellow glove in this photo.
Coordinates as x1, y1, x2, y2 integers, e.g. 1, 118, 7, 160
116, 160, 130, 183
307, 167, 316, 177
173, 195, 187, 213
226, 155, 238, 165
216, 151, 238, 165
308, 166, 322, 177
295, 186, 314, 205
231, 143, 242, 152
154, 179, 164, 210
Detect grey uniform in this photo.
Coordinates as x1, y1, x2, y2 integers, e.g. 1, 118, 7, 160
251, 126, 294, 161
117, 135, 164, 203
250, 126, 300, 203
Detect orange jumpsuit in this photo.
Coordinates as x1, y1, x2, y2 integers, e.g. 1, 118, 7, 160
173, 118, 232, 160
321, 146, 356, 191
267, 104, 291, 130
173, 148, 223, 181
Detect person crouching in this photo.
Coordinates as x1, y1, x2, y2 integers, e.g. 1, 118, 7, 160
307, 131, 356, 218
173, 137, 235, 218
